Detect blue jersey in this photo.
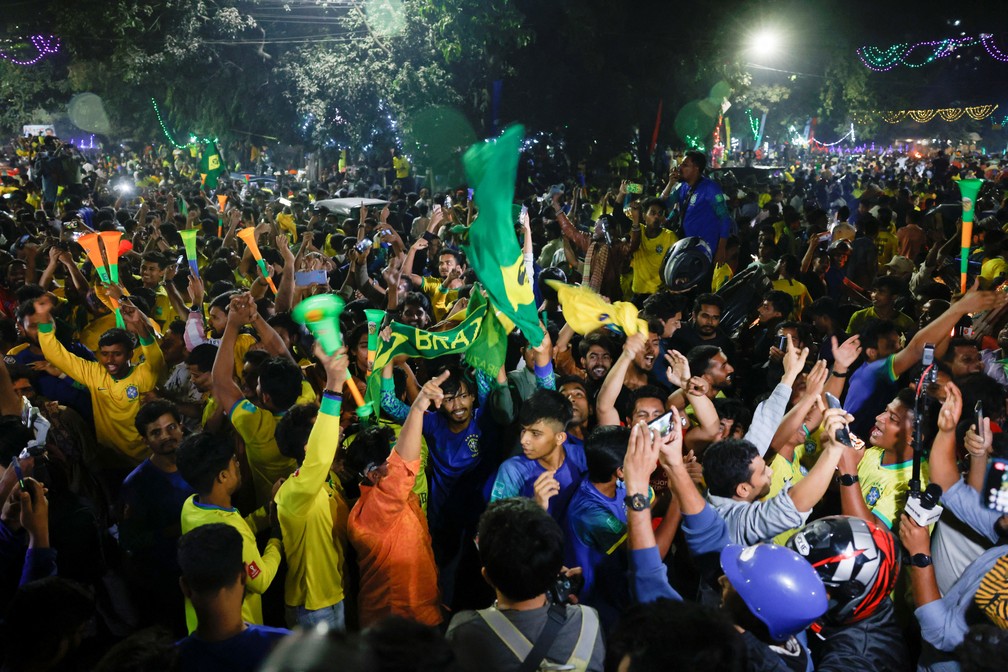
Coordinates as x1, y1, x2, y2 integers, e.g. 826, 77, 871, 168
490, 440, 587, 522
844, 355, 898, 440
564, 478, 627, 601
421, 406, 490, 522
674, 177, 733, 253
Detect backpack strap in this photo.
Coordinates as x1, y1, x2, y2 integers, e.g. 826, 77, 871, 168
477, 608, 532, 661
477, 604, 568, 672
566, 606, 600, 671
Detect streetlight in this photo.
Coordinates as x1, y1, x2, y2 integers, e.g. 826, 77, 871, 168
748, 27, 783, 61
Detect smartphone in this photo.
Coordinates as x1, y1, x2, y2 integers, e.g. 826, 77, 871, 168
433, 204, 442, 215
976, 401, 985, 441
824, 392, 853, 447
354, 238, 374, 254
444, 196, 452, 208
295, 269, 328, 286
776, 335, 787, 351
626, 183, 643, 194
648, 411, 674, 437
467, 188, 474, 201
983, 458, 1008, 513
520, 205, 528, 219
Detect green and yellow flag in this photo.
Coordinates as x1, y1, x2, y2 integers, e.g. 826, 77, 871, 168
199, 140, 224, 190
365, 291, 507, 416
461, 124, 544, 346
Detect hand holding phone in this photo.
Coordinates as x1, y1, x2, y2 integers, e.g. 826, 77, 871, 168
825, 392, 853, 447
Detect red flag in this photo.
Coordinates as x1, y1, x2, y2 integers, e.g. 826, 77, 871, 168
649, 100, 664, 154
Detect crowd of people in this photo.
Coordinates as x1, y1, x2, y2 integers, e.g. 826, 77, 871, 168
0, 130, 1007, 672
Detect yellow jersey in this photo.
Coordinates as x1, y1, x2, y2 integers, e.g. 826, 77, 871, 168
420, 276, 459, 322
180, 495, 281, 632
631, 229, 678, 294
857, 446, 929, 529
275, 395, 348, 610
39, 321, 164, 462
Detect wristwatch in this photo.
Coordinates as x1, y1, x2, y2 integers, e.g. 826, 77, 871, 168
910, 553, 933, 568
838, 473, 860, 487
624, 493, 650, 511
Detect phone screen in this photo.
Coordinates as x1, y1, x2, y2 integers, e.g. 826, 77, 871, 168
648, 411, 674, 437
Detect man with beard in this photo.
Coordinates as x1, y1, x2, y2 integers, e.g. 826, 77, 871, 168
554, 329, 616, 400
668, 294, 736, 363
558, 376, 592, 451
596, 330, 663, 422
119, 399, 194, 632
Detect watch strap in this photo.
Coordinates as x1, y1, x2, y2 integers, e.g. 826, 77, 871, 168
838, 473, 859, 486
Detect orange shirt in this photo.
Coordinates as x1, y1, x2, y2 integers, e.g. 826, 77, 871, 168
347, 452, 441, 627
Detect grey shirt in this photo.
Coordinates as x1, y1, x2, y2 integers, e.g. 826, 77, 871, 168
447, 603, 605, 672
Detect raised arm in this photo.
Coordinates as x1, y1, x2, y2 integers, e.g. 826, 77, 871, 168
771, 360, 828, 459
893, 281, 1007, 377
597, 333, 644, 425
929, 382, 964, 492
787, 408, 849, 512
211, 294, 252, 413
397, 370, 450, 464
273, 234, 297, 314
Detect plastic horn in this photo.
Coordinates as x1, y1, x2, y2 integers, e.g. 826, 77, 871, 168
98, 231, 122, 283
77, 233, 111, 284
217, 194, 227, 237
292, 295, 372, 418
236, 227, 279, 294
179, 229, 200, 278
957, 178, 984, 293
363, 308, 387, 372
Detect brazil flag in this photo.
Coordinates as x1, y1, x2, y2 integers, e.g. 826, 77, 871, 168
461, 124, 544, 347
199, 140, 225, 190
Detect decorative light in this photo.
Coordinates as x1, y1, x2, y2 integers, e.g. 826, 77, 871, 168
809, 124, 856, 148
151, 98, 218, 149
859, 33, 1008, 70
0, 34, 60, 66
867, 104, 999, 124
745, 109, 759, 140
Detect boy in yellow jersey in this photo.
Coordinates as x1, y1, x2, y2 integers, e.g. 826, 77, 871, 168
176, 430, 282, 633
212, 292, 302, 506
836, 388, 929, 530
274, 344, 351, 629
402, 242, 464, 322
628, 198, 678, 297
138, 251, 176, 328
33, 296, 165, 466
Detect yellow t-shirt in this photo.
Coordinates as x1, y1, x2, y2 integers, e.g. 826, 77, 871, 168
712, 263, 733, 291
150, 286, 176, 328
874, 231, 899, 266
420, 276, 459, 322
39, 322, 164, 462
631, 229, 678, 294
762, 428, 822, 546
275, 399, 347, 610
393, 155, 411, 179
772, 278, 812, 319
180, 495, 281, 632
856, 446, 929, 529
981, 257, 1008, 285
229, 399, 298, 507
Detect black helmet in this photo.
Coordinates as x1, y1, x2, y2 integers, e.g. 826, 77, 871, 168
786, 515, 900, 625
661, 236, 711, 293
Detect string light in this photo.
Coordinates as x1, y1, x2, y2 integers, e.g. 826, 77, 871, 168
0, 35, 60, 66
857, 33, 1008, 71
151, 98, 218, 149
745, 109, 759, 140
809, 124, 856, 148
980, 34, 1008, 63
866, 104, 1000, 124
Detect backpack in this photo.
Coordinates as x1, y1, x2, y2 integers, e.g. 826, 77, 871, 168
477, 604, 599, 672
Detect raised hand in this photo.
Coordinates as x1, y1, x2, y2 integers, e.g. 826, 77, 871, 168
831, 334, 862, 371
664, 350, 690, 389
936, 381, 962, 434
414, 369, 450, 412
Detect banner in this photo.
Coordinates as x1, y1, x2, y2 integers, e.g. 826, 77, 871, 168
365, 291, 506, 416
199, 140, 225, 190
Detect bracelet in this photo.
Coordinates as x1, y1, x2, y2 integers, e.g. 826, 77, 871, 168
323, 390, 343, 400
830, 369, 849, 378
